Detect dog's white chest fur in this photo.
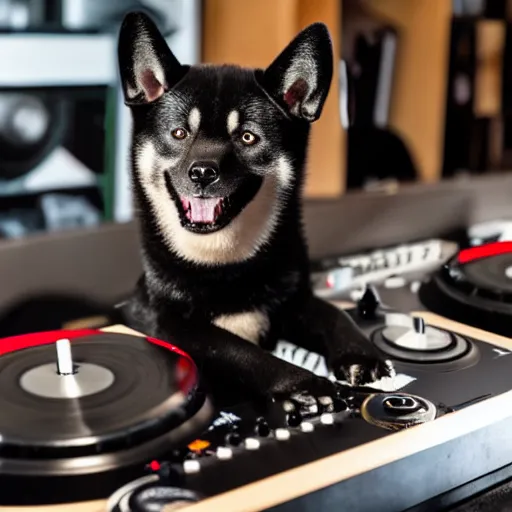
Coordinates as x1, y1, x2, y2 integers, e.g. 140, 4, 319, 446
213, 310, 269, 344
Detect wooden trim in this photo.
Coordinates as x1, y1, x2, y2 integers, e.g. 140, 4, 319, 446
4, 315, 511, 512
474, 20, 506, 118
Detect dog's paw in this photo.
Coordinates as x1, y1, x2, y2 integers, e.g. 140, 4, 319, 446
270, 373, 336, 397
335, 353, 395, 387
268, 367, 343, 402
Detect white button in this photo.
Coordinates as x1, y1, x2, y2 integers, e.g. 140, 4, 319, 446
410, 281, 421, 293
244, 438, 260, 450
300, 422, 315, 432
320, 413, 334, 425
183, 460, 200, 474
275, 428, 290, 441
384, 276, 406, 288
216, 447, 233, 460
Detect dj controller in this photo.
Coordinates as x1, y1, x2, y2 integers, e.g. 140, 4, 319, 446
4, 221, 512, 511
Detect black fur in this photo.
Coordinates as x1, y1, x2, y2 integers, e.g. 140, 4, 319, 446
117, 12, 394, 405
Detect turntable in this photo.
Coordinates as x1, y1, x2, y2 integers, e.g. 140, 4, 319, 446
3, 297, 512, 512
0, 326, 213, 509
420, 241, 512, 338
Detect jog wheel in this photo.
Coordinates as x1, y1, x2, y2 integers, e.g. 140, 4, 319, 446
0, 329, 213, 506
371, 313, 477, 367
107, 475, 201, 512
419, 241, 512, 337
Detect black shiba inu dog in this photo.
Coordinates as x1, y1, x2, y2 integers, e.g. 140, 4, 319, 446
116, 12, 394, 404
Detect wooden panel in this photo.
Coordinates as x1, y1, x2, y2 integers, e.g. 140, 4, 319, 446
202, 0, 299, 68
365, 0, 452, 183
202, 0, 344, 198
297, 0, 344, 198
474, 20, 505, 118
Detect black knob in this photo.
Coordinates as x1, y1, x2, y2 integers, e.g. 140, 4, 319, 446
286, 410, 303, 427
357, 285, 380, 319
255, 418, 271, 437
225, 432, 242, 446
188, 162, 219, 187
332, 398, 348, 413
130, 486, 200, 512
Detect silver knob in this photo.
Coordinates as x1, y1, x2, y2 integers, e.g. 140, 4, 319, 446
382, 314, 451, 351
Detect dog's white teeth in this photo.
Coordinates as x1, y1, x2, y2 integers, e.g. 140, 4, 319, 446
188, 197, 221, 224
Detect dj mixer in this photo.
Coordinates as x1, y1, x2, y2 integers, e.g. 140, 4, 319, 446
3, 222, 512, 511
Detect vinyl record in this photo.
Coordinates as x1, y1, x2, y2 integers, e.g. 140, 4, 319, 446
419, 242, 512, 337
461, 252, 512, 293
0, 330, 213, 478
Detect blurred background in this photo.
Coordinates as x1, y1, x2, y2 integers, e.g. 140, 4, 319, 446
1, 0, 512, 335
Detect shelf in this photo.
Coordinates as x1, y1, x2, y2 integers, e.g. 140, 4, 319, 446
0, 33, 117, 87
202, 0, 453, 196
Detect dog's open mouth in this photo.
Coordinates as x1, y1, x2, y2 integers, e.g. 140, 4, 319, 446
180, 197, 225, 224
165, 173, 262, 234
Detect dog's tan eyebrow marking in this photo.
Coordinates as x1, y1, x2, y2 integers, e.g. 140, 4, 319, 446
227, 110, 239, 134
188, 107, 201, 132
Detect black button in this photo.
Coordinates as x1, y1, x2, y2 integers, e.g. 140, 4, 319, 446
357, 285, 380, 319
225, 432, 241, 446
255, 418, 271, 437
333, 398, 348, 413
286, 411, 302, 427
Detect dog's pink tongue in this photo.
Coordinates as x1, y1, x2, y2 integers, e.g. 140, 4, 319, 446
188, 197, 221, 223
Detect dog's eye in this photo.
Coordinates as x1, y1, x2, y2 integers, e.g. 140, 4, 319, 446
241, 131, 258, 146
171, 128, 188, 140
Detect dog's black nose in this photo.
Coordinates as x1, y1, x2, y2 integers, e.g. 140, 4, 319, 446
188, 162, 219, 187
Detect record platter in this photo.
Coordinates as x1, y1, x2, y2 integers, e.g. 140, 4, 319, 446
0, 327, 213, 508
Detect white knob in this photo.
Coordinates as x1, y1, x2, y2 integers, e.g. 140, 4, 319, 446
275, 428, 290, 441
382, 316, 451, 351
393, 328, 429, 350
244, 438, 260, 450
216, 447, 233, 460
56, 338, 74, 375
183, 460, 200, 474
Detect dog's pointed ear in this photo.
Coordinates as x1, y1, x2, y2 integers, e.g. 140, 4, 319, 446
117, 11, 187, 105
259, 23, 333, 122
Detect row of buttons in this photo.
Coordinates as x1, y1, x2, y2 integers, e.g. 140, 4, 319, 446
182, 413, 336, 474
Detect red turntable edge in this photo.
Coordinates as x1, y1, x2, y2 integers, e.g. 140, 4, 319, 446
0, 326, 214, 510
